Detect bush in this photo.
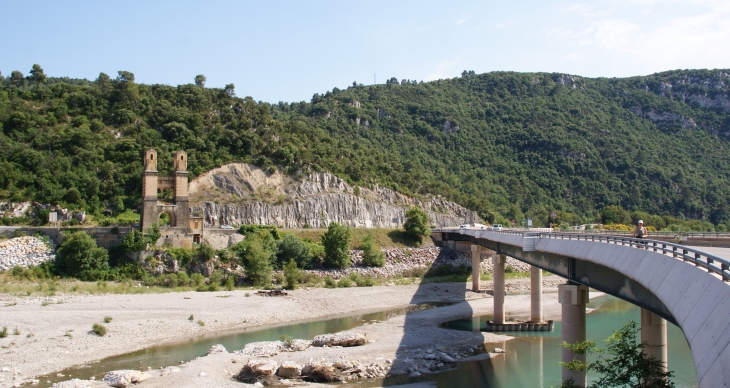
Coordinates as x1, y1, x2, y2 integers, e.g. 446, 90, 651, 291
12, 230, 26, 238
176, 272, 191, 286
92, 323, 107, 336
360, 234, 385, 267
208, 270, 223, 291
0, 327, 6, 338
322, 222, 352, 269
103, 316, 113, 323
239, 224, 280, 240
601, 205, 631, 225
301, 272, 321, 287
276, 234, 311, 269
194, 243, 215, 263
283, 259, 302, 290
190, 273, 205, 287
225, 275, 236, 290
55, 231, 109, 278
337, 277, 353, 288
164, 273, 178, 287
404, 207, 431, 245
324, 276, 336, 288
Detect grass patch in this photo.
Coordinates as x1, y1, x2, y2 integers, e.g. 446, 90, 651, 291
197, 320, 205, 327
92, 323, 107, 336
0, 327, 7, 338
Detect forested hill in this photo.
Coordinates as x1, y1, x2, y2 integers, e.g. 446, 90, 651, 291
1, 67, 730, 227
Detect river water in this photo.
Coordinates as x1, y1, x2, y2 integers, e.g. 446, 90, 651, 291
38, 296, 696, 388
371, 294, 697, 388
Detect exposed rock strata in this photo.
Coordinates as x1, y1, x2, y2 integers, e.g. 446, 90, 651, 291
189, 163, 470, 228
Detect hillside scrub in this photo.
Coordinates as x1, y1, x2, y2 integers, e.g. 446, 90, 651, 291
2, 68, 730, 227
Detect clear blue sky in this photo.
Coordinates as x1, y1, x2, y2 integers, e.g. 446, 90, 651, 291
2, 0, 728, 103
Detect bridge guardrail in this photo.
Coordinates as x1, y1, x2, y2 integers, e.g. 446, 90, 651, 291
436, 228, 730, 282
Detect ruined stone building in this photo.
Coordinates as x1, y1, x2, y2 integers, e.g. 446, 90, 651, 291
141, 149, 203, 248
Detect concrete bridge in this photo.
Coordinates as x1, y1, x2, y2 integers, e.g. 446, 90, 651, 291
434, 227, 730, 387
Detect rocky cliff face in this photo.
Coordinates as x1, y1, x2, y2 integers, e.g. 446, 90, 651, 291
189, 163, 470, 228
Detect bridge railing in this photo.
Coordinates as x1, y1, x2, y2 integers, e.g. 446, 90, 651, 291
538, 232, 730, 282
436, 228, 730, 282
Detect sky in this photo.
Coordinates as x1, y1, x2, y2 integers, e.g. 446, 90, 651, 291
2, 0, 729, 103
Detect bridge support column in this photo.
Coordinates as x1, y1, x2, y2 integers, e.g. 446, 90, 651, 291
531, 265, 543, 323
493, 254, 506, 324
559, 283, 589, 386
471, 245, 481, 292
641, 308, 668, 371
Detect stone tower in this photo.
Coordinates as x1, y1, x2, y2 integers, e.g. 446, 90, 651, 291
141, 149, 159, 231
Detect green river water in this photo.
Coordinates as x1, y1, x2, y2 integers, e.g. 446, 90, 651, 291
37, 296, 696, 388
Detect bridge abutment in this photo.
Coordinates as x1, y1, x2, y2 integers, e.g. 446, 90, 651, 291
559, 283, 589, 386
641, 308, 668, 371
531, 265, 543, 322
494, 254, 506, 324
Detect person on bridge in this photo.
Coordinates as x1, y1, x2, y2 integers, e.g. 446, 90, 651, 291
633, 220, 648, 239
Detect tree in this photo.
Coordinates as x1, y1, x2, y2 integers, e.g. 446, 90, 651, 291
27, 64, 46, 86
283, 259, 302, 290
404, 207, 430, 244
276, 234, 311, 269
360, 233, 385, 267
239, 234, 273, 287
321, 222, 352, 268
194, 74, 206, 88
601, 205, 631, 225
559, 321, 675, 388
224, 83, 235, 97
55, 232, 109, 277
9, 71, 24, 87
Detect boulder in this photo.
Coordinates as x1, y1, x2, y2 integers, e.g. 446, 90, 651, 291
241, 359, 279, 377
50, 379, 94, 388
102, 370, 150, 387
311, 332, 366, 347
277, 361, 302, 378
285, 339, 311, 352
207, 344, 227, 355
234, 341, 285, 357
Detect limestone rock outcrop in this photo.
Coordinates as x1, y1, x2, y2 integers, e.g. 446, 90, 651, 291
189, 163, 470, 228
312, 332, 366, 347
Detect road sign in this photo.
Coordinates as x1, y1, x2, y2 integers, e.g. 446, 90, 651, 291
527, 218, 533, 227
49, 212, 57, 222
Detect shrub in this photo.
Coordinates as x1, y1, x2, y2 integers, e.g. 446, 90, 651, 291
55, 231, 109, 278
194, 243, 215, 263
337, 277, 353, 288
164, 273, 179, 288
273, 273, 285, 285
208, 270, 223, 291
403, 207, 430, 244
11, 265, 23, 277
360, 234, 385, 267
324, 276, 336, 288
197, 320, 205, 327
103, 316, 112, 323
0, 327, 6, 338
12, 230, 26, 238
238, 224, 280, 240
301, 272, 321, 287
92, 323, 107, 336
283, 259, 302, 290
322, 222, 352, 269
176, 272, 191, 286
225, 275, 235, 290
190, 273, 205, 287
276, 234, 311, 269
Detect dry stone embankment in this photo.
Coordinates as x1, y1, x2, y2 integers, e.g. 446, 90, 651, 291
0, 236, 55, 271
301, 247, 532, 280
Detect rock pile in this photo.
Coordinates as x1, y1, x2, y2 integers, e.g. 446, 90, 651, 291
102, 370, 150, 387
0, 236, 55, 271
301, 247, 531, 280
392, 345, 483, 376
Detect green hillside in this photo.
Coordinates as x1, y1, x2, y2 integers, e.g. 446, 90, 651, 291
1, 67, 729, 227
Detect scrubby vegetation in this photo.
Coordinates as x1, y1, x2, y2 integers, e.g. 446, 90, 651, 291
2, 66, 730, 230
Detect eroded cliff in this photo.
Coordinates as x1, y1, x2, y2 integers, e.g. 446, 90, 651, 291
188, 163, 469, 228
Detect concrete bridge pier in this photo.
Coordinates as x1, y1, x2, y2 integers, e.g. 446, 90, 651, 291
471, 245, 481, 292
559, 283, 589, 386
531, 265, 543, 323
494, 254, 506, 324
641, 308, 668, 371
